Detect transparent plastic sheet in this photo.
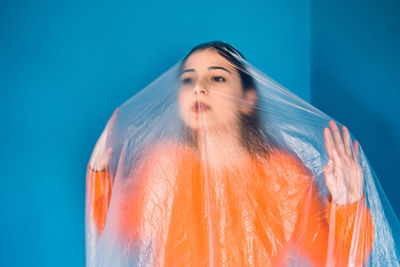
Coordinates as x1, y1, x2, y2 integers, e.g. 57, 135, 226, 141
85, 42, 400, 266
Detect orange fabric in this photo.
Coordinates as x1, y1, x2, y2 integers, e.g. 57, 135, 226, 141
86, 146, 374, 266
86, 166, 111, 234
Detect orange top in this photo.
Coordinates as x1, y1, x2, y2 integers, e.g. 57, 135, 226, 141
86, 145, 374, 267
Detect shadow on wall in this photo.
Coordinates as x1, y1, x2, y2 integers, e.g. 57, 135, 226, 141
312, 68, 400, 215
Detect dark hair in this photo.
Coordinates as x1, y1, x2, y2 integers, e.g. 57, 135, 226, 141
181, 41, 255, 91
180, 41, 271, 157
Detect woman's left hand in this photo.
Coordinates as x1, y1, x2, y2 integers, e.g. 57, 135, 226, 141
323, 120, 364, 205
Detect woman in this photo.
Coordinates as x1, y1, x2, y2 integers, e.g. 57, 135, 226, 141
86, 41, 374, 266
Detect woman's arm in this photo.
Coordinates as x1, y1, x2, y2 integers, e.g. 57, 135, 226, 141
293, 120, 374, 266
273, 148, 374, 266
85, 165, 113, 266
86, 108, 119, 234
86, 166, 112, 234
294, 181, 374, 267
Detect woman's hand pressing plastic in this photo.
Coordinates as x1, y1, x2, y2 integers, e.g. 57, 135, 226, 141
323, 120, 364, 205
88, 108, 119, 172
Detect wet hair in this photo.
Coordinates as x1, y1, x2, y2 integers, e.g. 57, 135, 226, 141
180, 41, 271, 157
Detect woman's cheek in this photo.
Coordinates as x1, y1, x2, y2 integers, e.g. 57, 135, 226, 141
178, 93, 190, 120
178, 91, 190, 108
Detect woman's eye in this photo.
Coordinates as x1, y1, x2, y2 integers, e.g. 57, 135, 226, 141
181, 78, 193, 85
212, 76, 226, 82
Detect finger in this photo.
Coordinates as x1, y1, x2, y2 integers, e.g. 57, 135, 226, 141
324, 127, 334, 159
329, 120, 346, 156
106, 108, 119, 129
353, 140, 360, 163
106, 147, 114, 164
330, 143, 343, 169
93, 128, 107, 156
342, 125, 352, 157
110, 107, 119, 123
325, 127, 343, 170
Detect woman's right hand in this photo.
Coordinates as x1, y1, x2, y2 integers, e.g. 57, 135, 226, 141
88, 108, 119, 171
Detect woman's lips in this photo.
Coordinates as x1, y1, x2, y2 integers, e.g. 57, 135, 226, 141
191, 101, 211, 113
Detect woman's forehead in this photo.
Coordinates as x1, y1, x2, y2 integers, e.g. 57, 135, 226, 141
182, 49, 237, 73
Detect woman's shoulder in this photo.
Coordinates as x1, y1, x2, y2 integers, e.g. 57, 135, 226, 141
137, 141, 197, 169
122, 141, 197, 188
261, 148, 313, 182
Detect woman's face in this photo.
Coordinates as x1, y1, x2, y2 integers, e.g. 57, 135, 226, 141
178, 49, 253, 132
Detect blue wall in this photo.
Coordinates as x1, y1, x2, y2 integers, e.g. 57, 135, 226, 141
3, 0, 400, 266
311, 0, 400, 216
0, 0, 310, 266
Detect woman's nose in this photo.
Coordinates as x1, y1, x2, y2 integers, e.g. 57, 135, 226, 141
193, 83, 207, 95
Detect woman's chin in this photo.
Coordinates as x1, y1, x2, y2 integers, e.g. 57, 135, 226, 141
184, 118, 216, 132
181, 112, 234, 132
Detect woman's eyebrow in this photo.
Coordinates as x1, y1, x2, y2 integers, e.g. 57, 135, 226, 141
208, 66, 231, 73
181, 66, 231, 75
181, 69, 194, 74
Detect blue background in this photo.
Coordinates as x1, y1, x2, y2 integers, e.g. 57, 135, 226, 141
0, 0, 398, 266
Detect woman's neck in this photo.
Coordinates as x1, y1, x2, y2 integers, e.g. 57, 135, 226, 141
195, 127, 249, 168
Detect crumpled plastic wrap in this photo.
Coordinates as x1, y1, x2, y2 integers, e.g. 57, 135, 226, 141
86, 41, 399, 266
